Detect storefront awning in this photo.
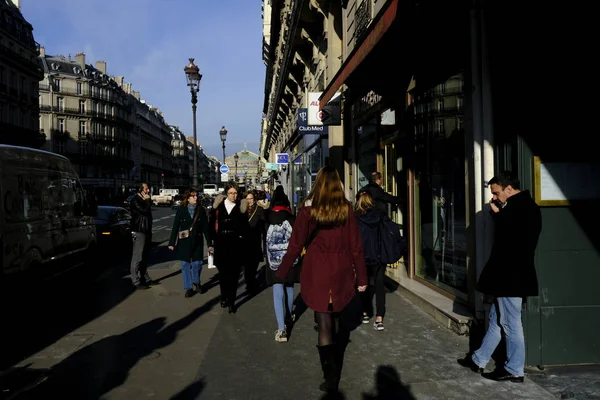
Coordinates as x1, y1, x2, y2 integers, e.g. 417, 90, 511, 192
319, 0, 399, 109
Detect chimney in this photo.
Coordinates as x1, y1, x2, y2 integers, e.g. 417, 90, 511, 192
75, 52, 86, 68
10, 0, 20, 9
39, 46, 45, 56
95, 61, 107, 74
132, 90, 140, 100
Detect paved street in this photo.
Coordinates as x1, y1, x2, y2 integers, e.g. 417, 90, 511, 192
0, 208, 599, 399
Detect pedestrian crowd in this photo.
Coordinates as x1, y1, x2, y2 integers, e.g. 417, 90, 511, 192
128, 166, 541, 395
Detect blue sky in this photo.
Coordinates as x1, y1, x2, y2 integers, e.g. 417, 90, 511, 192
23, 0, 265, 158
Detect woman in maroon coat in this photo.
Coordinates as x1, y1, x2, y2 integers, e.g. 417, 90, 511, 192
277, 165, 367, 394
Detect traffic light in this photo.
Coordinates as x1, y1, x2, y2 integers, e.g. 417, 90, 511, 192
161, 173, 164, 177
199, 173, 204, 179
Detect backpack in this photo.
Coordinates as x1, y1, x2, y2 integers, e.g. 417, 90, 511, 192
266, 219, 295, 270
378, 218, 406, 265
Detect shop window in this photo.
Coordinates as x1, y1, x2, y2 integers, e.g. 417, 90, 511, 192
413, 74, 467, 295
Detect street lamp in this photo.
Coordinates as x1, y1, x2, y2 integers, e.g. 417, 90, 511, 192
184, 58, 203, 188
234, 152, 239, 182
220, 126, 227, 165
243, 165, 248, 188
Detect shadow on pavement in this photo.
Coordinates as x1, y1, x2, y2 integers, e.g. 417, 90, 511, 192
169, 379, 205, 400
361, 365, 416, 400
10, 294, 222, 399
0, 258, 135, 373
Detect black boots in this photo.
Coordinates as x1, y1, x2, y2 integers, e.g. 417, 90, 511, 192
317, 344, 339, 393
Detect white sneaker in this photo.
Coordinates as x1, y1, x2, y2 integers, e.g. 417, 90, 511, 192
373, 321, 384, 331
275, 329, 288, 342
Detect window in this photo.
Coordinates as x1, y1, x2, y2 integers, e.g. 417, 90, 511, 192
79, 100, 85, 113
76, 82, 82, 95
79, 120, 86, 135
58, 119, 65, 132
53, 79, 60, 92
57, 97, 64, 111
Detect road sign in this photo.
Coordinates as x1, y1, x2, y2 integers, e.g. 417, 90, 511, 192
276, 153, 289, 164
265, 162, 279, 171
219, 164, 229, 174
221, 173, 229, 182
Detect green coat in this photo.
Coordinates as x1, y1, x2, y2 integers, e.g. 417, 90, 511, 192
169, 205, 212, 262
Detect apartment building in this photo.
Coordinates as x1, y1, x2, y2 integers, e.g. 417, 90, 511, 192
170, 125, 191, 189
38, 51, 134, 200
0, 0, 43, 148
260, 0, 599, 367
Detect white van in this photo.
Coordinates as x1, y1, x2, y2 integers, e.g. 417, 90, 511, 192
0, 145, 97, 276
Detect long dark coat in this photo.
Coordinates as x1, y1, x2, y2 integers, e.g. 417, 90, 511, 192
208, 196, 249, 269
246, 205, 265, 264
168, 205, 212, 262
276, 204, 368, 313
477, 190, 542, 297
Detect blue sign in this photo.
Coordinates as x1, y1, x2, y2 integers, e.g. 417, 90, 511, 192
297, 108, 328, 134
219, 164, 229, 174
276, 153, 289, 164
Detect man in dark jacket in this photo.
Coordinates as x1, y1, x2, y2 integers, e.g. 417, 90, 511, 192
130, 183, 157, 290
358, 172, 404, 216
458, 171, 542, 383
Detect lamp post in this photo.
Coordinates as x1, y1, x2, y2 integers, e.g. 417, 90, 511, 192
234, 152, 239, 182
184, 58, 203, 188
243, 165, 248, 188
220, 126, 227, 165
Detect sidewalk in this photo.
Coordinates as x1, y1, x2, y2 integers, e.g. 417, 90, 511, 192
194, 274, 555, 400
4, 252, 596, 399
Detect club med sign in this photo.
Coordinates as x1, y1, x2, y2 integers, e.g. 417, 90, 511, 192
297, 108, 328, 134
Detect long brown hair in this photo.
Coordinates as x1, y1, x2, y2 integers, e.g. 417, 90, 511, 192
181, 187, 197, 207
354, 191, 374, 215
303, 165, 349, 226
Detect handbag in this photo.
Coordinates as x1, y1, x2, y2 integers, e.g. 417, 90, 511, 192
177, 207, 201, 241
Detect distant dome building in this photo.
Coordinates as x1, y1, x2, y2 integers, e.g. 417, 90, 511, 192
225, 144, 261, 190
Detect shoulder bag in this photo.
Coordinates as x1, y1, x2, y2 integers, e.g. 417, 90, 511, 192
178, 207, 201, 241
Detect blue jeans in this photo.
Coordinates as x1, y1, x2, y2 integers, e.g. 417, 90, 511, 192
182, 260, 202, 290
273, 283, 294, 330
472, 297, 525, 376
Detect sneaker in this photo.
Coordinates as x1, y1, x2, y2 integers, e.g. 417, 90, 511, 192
275, 329, 288, 342
184, 289, 195, 298
362, 315, 370, 324
373, 321, 384, 331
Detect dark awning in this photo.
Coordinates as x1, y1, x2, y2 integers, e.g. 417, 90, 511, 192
319, 0, 399, 109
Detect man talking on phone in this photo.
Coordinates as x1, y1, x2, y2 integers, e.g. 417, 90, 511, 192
458, 171, 542, 382
130, 183, 159, 290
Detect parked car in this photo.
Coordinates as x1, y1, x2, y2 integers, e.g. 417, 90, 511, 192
0, 145, 97, 276
94, 206, 132, 256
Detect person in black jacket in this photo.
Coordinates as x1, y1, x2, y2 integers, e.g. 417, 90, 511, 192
129, 183, 157, 290
458, 171, 542, 383
243, 189, 265, 293
355, 191, 387, 331
358, 172, 404, 216
208, 182, 249, 314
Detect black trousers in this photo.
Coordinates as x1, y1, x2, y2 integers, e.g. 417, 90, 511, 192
244, 261, 259, 288
360, 263, 386, 318
218, 263, 241, 304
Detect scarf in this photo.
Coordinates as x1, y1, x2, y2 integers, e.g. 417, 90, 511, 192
187, 203, 197, 218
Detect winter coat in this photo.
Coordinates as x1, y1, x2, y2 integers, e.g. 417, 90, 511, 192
477, 190, 542, 297
276, 204, 368, 312
356, 208, 384, 265
168, 205, 212, 262
130, 194, 152, 234
208, 194, 249, 269
264, 206, 297, 286
246, 205, 265, 264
